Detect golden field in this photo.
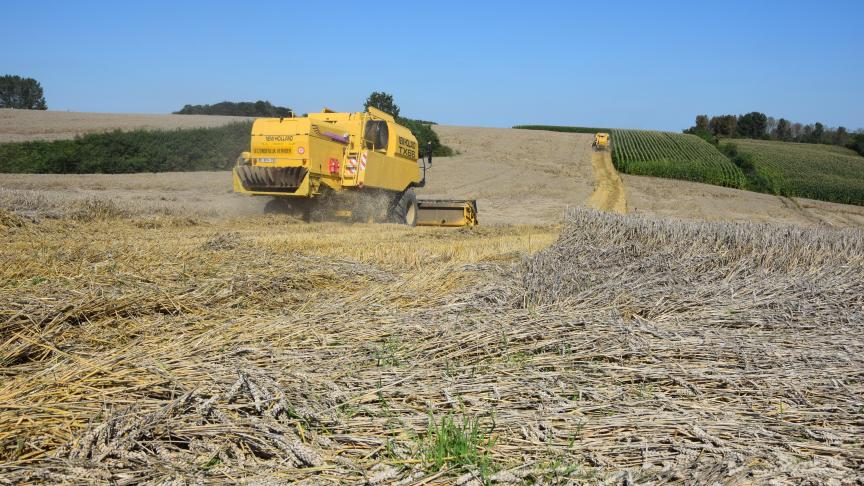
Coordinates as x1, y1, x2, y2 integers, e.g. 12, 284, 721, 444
1, 112, 863, 483
1, 200, 862, 483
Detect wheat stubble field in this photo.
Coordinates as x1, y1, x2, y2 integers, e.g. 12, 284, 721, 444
2, 204, 862, 484
1, 112, 863, 484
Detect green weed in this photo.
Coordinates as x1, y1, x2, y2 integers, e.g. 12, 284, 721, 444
422, 413, 496, 479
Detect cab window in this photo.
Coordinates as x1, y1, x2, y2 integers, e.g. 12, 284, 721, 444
364, 121, 389, 152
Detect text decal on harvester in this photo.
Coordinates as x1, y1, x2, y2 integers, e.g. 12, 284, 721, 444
396, 136, 417, 159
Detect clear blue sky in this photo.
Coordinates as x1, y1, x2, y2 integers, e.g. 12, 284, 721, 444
3, 0, 862, 131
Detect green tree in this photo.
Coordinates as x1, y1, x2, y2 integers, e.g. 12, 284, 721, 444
847, 132, 864, 157
791, 122, 803, 140
362, 91, 452, 156
709, 115, 737, 137
174, 101, 292, 117
397, 117, 453, 157
736, 112, 768, 139
683, 115, 715, 143
834, 126, 849, 146
766, 116, 777, 135
773, 118, 791, 141
0, 75, 47, 109
812, 122, 824, 143
364, 92, 400, 117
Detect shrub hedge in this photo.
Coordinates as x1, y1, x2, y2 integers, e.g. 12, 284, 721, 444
0, 122, 252, 173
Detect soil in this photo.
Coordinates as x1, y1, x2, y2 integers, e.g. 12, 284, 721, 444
623, 174, 864, 226
417, 126, 595, 225
587, 149, 626, 213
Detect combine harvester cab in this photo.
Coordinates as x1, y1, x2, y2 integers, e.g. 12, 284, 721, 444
233, 107, 477, 226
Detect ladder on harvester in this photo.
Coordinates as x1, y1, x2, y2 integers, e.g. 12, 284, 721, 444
341, 133, 369, 187
341, 149, 368, 187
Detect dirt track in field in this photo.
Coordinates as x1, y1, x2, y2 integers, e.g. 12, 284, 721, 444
622, 174, 864, 227
587, 150, 627, 213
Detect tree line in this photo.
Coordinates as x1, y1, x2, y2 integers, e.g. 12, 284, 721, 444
684, 112, 864, 156
174, 100, 293, 117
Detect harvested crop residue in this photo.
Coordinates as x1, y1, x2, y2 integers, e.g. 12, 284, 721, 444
1, 207, 861, 483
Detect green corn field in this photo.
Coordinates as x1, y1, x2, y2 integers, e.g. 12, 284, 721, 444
726, 139, 864, 206
611, 130, 746, 188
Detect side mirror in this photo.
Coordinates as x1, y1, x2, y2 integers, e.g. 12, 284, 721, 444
426, 141, 433, 166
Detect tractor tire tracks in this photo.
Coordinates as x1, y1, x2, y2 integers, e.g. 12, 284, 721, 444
588, 150, 627, 213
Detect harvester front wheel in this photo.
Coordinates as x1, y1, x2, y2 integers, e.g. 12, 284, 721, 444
392, 189, 418, 227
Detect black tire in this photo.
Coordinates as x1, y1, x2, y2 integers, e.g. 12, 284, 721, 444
391, 189, 418, 226
264, 198, 291, 214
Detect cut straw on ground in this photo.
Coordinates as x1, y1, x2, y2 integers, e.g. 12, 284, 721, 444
0, 200, 862, 484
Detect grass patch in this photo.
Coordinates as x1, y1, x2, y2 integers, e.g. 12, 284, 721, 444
422, 413, 496, 478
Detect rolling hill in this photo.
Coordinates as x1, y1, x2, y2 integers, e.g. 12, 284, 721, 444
516, 125, 864, 208
724, 138, 864, 206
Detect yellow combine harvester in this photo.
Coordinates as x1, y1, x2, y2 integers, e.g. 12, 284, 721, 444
592, 132, 610, 151
233, 107, 477, 226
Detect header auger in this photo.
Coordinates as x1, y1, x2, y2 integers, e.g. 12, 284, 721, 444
233, 107, 477, 227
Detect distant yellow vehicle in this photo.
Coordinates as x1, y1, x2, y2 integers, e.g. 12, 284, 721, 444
593, 132, 610, 151
233, 107, 477, 226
